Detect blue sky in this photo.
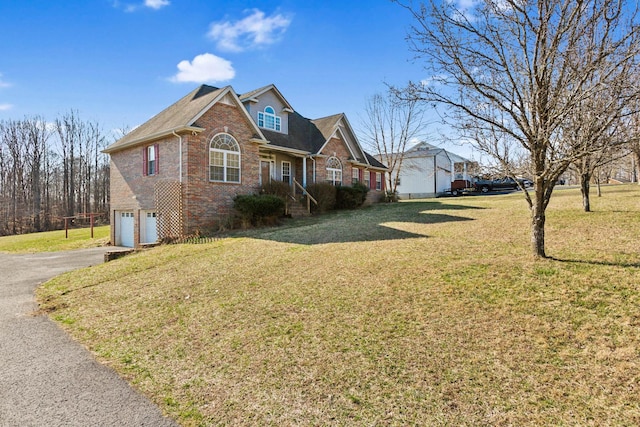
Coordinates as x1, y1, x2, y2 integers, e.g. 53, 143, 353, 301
0, 0, 473, 156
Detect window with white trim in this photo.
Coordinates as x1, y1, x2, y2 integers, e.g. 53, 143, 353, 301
257, 106, 281, 131
209, 133, 241, 183
376, 172, 382, 190
352, 167, 359, 184
282, 161, 291, 184
326, 156, 342, 186
143, 144, 158, 176
363, 170, 370, 188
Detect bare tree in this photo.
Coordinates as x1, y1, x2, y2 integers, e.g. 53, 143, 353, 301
629, 97, 640, 184
359, 90, 427, 196
55, 111, 83, 217
0, 113, 110, 235
23, 117, 50, 231
395, 0, 640, 257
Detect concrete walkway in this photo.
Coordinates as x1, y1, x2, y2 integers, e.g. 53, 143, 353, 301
0, 247, 178, 427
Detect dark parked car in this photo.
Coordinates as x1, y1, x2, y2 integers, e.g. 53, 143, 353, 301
473, 177, 519, 193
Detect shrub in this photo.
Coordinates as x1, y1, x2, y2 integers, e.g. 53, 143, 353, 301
306, 183, 337, 213
385, 190, 399, 203
336, 183, 369, 209
261, 180, 292, 200
233, 194, 285, 227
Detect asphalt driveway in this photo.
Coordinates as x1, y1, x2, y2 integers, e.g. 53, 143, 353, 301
0, 247, 177, 427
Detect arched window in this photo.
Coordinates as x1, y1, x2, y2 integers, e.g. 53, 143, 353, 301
326, 156, 342, 186
209, 133, 240, 183
257, 105, 281, 131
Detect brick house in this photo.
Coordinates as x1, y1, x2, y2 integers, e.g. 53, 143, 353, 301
103, 84, 387, 248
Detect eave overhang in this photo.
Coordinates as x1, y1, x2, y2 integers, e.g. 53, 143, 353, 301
102, 126, 205, 154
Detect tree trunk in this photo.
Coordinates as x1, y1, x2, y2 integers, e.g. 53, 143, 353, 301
580, 173, 591, 212
634, 150, 640, 184
531, 186, 547, 258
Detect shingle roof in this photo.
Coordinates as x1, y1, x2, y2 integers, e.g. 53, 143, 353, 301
103, 85, 226, 153
238, 84, 294, 111
365, 152, 387, 169
103, 83, 387, 170
258, 111, 329, 153
238, 84, 272, 102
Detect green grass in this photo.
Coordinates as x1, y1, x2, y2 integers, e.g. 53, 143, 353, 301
37, 185, 640, 426
0, 225, 110, 253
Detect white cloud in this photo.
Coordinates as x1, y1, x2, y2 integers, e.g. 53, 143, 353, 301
0, 74, 12, 111
0, 73, 11, 88
170, 53, 235, 84
112, 0, 169, 12
420, 74, 450, 87
208, 9, 292, 52
144, 0, 169, 10
446, 0, 480, 21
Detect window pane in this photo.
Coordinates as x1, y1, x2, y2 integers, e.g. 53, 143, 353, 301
211, 151, 224, 166
211, 134, 239, 152
211, 165, 224, 181
265, 114, 275, 130
227, 167, 240, 182
227, 153, 239, 168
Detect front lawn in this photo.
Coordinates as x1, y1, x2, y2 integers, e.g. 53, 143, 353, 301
37, 185, 640, 426
0, 225, 110, 253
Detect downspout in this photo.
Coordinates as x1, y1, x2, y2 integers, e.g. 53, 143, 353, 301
310, 156, 316, 183
172, 130, 183, 183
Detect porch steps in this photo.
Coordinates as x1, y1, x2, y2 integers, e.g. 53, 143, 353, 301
287, 199, 312, 217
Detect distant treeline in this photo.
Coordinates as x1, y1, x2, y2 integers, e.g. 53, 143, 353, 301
0, 111, 111, 236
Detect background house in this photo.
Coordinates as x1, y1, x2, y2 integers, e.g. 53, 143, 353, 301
380, 141, 475, 199
103, 84, 387, 248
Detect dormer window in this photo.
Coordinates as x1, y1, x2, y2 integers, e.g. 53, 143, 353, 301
257, 106, 281, 131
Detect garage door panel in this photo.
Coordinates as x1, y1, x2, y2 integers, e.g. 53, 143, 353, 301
118, 212, 134, 247
142, 212, 157, 244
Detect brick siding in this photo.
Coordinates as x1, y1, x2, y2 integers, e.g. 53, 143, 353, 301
182, 103, 261, 234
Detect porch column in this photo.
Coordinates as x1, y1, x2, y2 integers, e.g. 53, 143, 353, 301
302, 157, 307, 187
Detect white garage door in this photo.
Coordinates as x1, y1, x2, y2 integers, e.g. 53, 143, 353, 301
118, 211, 134, 247
142, 212, 157, 244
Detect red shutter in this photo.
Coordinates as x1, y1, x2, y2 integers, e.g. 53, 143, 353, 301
370, 172, 374, 189
142, 147, 148, 176
154, 144, 159, 175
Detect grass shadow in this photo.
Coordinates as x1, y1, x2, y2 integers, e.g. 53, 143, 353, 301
237, 201, 478, 245
549, 256, 640, 269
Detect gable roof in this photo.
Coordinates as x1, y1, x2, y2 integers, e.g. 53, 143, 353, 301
259, 112, 385, 169
312, 113, 370, 164
404, 141, 472, 163
238, 84, 294, 111
103, 83, 388, 170
104, 85, 266, 153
